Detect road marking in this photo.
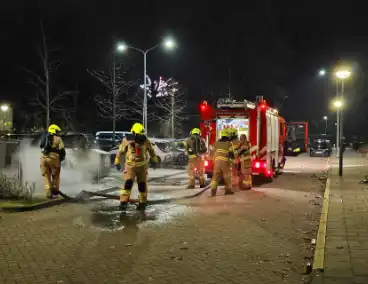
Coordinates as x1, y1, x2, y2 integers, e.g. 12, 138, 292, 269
312, 166, 331, 271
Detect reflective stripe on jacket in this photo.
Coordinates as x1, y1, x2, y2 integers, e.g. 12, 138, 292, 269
212, 140, 233, 162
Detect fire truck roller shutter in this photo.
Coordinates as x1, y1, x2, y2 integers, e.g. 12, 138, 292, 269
266, 112, 279, 172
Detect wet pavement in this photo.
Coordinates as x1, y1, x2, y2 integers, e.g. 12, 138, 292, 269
0, 154, 329, 284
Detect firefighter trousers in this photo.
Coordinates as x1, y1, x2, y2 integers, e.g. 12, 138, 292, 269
187, 156, 204, 188
231, 159, 239, 189
239, 158, 252, 190
121, 164, 148, 204
40, 153, 61, 197
210, 160, 232, 195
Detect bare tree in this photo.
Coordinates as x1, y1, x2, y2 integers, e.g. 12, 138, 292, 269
125, 89, 158, 123
155, 78, 186, 138
88, 58, 132, 144
24, 22, 71, 128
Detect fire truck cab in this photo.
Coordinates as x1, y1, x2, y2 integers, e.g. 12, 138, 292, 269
199, 96, 287, 181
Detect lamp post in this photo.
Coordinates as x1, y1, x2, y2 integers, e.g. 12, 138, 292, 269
1, 104, 9, 131
116, 37, 176, 135
323, 116, 328, 135
333, 99, 344, 176
335, 69, 351, 160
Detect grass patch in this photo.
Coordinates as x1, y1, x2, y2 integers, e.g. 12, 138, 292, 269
0, 172, 36, 203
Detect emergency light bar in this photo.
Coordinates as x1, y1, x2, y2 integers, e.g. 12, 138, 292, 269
266, 108, 279, 116
217, 98, 256, 110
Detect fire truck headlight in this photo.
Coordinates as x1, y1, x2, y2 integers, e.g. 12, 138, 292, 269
204, 160, 209, 167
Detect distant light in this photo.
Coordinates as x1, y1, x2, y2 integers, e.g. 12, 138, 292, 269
318, 69, 326, 76
163, 37, 175, 50
323, 116, 328, 120
116, 43, 127, 52
336, 70, 351, 79
333, 100, 343, 108
1, 105, 9, 112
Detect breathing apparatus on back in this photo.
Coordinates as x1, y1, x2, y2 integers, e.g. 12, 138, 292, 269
40, 124, 61, 154
188, 128, 206, 155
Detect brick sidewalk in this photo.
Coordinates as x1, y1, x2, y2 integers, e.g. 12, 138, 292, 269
313, 153, 368, 284
0, 171, 324, 284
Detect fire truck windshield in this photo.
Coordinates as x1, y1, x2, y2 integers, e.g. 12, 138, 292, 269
216, 118, 249, 139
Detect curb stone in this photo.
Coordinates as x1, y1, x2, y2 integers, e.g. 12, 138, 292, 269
310, 159, 332, 283
0, 198, 66, 213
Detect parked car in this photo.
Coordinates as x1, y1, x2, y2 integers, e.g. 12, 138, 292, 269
167, 140, 188, 166
310, 138, 332, 157
95, 131, 131, 151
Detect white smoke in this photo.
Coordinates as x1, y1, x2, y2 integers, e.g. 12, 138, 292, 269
14, 139, 111, 197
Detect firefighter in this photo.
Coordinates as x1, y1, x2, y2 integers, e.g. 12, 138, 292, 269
114, 123, 159, 211
40, 124, 66, 198
184, 128, 207, 189
238, 134, 252, 190
210, 128, 235, 197
228, 127, 240, 189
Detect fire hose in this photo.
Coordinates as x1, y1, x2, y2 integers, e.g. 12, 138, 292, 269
58, 171, 211, 205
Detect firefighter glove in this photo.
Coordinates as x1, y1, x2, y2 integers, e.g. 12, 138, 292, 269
151, 156, 159, 164
115, 164, 121, 171
228, 151, 235, 159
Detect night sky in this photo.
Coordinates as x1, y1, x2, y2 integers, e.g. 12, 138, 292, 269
1, 0, 368, 138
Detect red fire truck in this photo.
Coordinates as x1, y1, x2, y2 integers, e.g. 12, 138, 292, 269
199, 96, 287, 181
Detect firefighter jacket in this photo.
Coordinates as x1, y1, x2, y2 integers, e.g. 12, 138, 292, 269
212, 139, 235, 162
230, 137, 241, 163
238, 141, 252, 164
114, 137, 157, 168
40, 134, 66, 161
184, 135, 207, 159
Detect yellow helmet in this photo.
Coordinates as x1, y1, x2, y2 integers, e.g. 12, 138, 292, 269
228, 127, 238, 137
190, 128, 201, 135
48, 124, 61, 134
131, 123, 145, 135
220, 128, 230, 137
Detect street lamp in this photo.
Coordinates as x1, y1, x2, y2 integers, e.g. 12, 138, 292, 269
117, 37, 176, 134
318, 69, 326, 77
116, 43, 127, 52
333, 100, 343, 108
1, 105, 9, 112
1, 104, 9, 131
323, 116, 328, 135
336, 70, 351, 79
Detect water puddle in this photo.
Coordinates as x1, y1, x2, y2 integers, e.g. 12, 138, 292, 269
89, 205, 156, 231
83, 201, 192, 231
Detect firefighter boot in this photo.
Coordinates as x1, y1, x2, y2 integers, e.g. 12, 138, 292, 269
224, 190, 235, 195
199, 177, 205, 188
210, 188, 217, 197
136, 202, 147, 211
119, 202, 128, 211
